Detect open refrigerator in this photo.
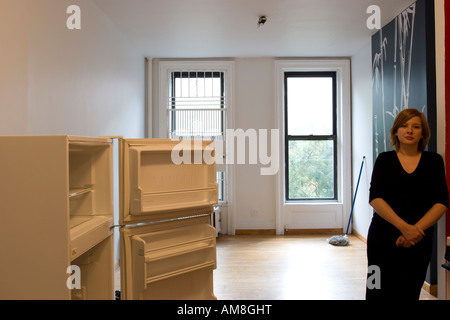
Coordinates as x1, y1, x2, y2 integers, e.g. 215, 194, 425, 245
0, 135, 218, 300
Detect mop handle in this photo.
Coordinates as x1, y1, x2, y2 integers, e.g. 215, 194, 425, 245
345, 156, 365, 235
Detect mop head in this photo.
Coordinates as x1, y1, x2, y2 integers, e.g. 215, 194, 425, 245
327, 234, 349, 246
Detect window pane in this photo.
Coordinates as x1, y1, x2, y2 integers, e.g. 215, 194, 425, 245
288, 140, 334, 199
216, 171, 225, 202
173, 73, 223, 109
287, 77, 333, 136
170, 72, 225, 139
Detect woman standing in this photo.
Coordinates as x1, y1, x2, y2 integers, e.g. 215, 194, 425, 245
366, 108, 448, 300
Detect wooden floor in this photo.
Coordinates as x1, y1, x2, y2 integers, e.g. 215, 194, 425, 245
213, 234, 437, 300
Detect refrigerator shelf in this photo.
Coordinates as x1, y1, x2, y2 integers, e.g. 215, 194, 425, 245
70, 215, 113, 260
145, 261, 216, 285
141, 185, 217, 196
132, 186, 218, 214
143, 236, 216, 261
69, 185, 94, 198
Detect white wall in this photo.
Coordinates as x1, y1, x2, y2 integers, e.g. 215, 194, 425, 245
0, 0, 29, 134
233, 58, 277, 230
0, 0, 145, 138
350, 41, 374, 239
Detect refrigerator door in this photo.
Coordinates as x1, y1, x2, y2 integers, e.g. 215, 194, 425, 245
119, 138, 218, 225
120, 214, 217, 300
118, 138, 219, 300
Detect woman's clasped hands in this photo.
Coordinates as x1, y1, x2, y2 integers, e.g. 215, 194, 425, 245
396, 224, 425, 248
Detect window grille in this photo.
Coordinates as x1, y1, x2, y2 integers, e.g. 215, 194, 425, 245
168, 71, 226, 141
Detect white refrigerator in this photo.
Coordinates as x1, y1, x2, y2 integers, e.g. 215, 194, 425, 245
0, 135, 218, 300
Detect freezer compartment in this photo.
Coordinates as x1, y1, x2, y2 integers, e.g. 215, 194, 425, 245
69, 138, 113, 218
121, 139, 218, 224
121, 215, 217, 300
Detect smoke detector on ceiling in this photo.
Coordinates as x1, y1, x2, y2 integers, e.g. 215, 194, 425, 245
257, 16, 267, 28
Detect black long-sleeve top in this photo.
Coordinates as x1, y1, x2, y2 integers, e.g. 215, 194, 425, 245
369, 151, 449, 228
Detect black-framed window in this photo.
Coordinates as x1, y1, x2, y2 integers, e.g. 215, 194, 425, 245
284, 72, 337, 201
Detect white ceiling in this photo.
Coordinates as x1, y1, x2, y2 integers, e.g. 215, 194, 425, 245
92, 0, 415, 58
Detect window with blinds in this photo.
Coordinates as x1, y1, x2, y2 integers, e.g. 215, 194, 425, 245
167, 70, 227, 203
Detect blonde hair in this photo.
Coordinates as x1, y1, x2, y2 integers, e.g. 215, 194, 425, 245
390, 108, 430, 152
